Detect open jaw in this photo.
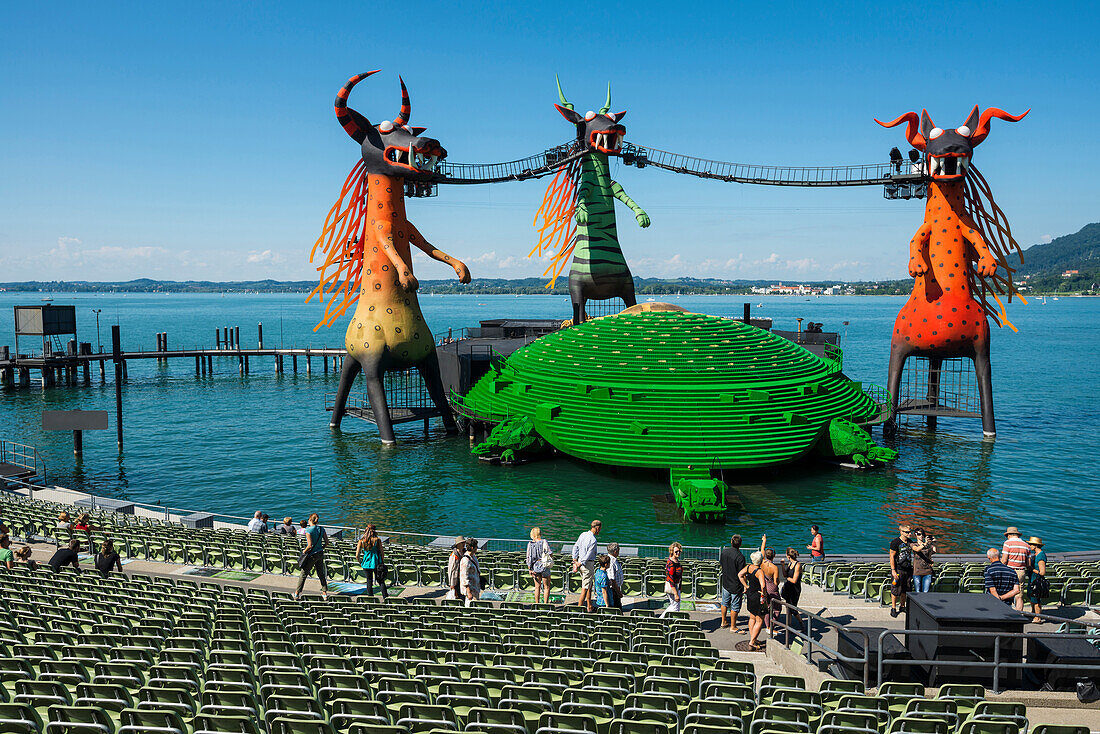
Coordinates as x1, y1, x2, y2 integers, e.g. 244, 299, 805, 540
929, 153, 969, 179
384, 145, 442, 173
589, 129, 624, 154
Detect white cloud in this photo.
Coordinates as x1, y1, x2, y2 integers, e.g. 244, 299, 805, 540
246, 249, 285, 265
1041, 234, 1052, 243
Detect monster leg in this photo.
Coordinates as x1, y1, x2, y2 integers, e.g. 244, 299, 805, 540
884, 339, 912, 438
417, 351, 459, 434
330, 356, 362, 429
972, 338, 996, 437
361, 354, 397, 445
926, 356, 942, 431
620, 276, 638, 309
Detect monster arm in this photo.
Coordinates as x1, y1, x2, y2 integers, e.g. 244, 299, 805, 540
958, 213, 997, 277
575, 181, 592, 225
407, 222, 471, 283
908, 222, 932, 276
373, 229, 418, 291
611, 180, 650, 228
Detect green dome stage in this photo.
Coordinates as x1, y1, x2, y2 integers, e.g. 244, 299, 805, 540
455, 310, 894, 521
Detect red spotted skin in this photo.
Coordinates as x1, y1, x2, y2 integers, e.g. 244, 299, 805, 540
892, 180, 994, 355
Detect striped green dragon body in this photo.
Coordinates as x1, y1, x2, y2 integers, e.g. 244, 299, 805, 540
540, 80, 649, 324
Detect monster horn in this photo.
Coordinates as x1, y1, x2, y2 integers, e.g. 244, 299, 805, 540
394, 76, 411, 126
555, 75, 574, 111
335, 70, 380, 143
875, 111, 926, 151
970, 107, 1030, 146
599, 83, 611, 114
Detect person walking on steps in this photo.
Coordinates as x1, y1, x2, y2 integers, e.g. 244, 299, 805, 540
720, 534, 746, 634
571, 520, 601, 613
447, 537, 466, 601
461, 538, 482, 606
889, 524, 914, 618
739, 551, 768, 652
294, 513, 330, 601
526, 527, 553, 605
1026, 536, 1049, 623
1001, 526, 1030, 613
357, 524, 388, 600
659, 542, 684, 619
607, 542, 624, 609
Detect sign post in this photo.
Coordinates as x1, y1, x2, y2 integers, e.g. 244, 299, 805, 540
42, 410, 109, 457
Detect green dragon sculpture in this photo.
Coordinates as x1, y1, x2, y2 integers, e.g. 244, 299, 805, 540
532, 79, 650, 324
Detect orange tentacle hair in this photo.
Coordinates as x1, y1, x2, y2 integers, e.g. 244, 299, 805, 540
530, 158, 580, 289
306, 159, 368, 331
963, 164, 1028, 332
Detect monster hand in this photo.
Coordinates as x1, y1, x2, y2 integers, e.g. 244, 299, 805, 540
399, 271, 419, 292
453, 259, 471, 284
635, 210, 651, 228
575, 204, 589, 226
976, 255, 998, 278
909, 255, 928, 277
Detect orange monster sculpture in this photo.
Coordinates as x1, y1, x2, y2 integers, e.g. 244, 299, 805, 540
308, 71, 470, 442
877, 106, 1028, 436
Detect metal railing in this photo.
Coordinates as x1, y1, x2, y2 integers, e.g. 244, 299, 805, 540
0, 440, 43, 481
435, 141, 585, 184
769, 596, 1100, 692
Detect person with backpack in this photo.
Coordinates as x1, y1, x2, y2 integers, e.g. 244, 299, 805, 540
1026, 536, 1049, 623
526, 527, 553, 605
356, 524, 388, 600
294, 513, 330, 601
889, 524, 914, 618
447, 537, 466, 601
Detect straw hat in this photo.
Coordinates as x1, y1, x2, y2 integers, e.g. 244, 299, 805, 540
454, 536, 466, 548
1004, 526, 1021, 537
1027, 536, 1044, 547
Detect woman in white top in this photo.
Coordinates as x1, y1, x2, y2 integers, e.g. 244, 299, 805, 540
526, 527, 553, 604
460, 538, 481, 605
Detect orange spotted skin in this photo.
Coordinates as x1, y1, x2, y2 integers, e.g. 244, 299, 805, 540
892, 180, 995, 355
345, 174, 433, 368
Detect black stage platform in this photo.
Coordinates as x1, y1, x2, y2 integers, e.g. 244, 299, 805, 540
907, 593, 1026, 686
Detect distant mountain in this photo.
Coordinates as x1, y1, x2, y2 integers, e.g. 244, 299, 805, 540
1017, 223, 1100, 275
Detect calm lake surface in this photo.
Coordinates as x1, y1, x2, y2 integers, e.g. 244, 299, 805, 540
1, 292, 1096, 554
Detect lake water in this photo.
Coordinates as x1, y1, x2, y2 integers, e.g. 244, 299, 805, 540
1, 292, 1096, 554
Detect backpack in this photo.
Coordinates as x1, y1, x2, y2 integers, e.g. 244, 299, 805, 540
896, 541, 913, 573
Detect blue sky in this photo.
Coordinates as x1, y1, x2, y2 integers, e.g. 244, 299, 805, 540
1, 1, 1095, 283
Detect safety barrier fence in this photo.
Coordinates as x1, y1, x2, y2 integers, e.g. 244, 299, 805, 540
768, 597, 1100, 692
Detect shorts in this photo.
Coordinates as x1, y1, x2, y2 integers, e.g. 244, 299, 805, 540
531, 568, 551, 579
1013, 567, 1027, 584
721, 588, 743, 611
579, 561, 596, 591
892, 574, 912, 594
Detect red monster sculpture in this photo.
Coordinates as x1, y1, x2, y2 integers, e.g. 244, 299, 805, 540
877, 106, 1028, 436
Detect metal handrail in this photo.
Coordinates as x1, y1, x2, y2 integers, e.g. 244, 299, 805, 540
767, 597, 874, 687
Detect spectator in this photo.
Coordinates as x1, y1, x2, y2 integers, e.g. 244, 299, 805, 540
806, 525, 825, 562
356, 524, 388, 600
0, 519, 10, 537
1001, 526, 1030, 612
49, 539, 81, 572
760, 536, 781, 629
889, 524, 914, 618
719, 534, 746, 633
447, 537, 466, 601
525, 527, 552, 605
571, 519, 601, 613
659, 542, 683, 619
0, 535, 13, 570
260, 514, 271, 532
293, 513, 330, 601
73, 513, 94, 532
14, 545, 36, 570
299, 519, 309, 532
461, 538, 481, 605
276, 517, 297, 535
607, 542, 624, 609
1027, 536, 1049, 623
781, 548, 803, 625
739, 550, 768, 652
247, 511, 266, 533
984, 548, 1020, 606
593, 555, 613, 608
57, 512, 72, 530
911, 527, 937, 593
94, 538, 123, 577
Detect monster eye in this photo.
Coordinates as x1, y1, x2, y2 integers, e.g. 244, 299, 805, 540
584, 111, 596, 121
378, 121, 394, 133
929, 127, 944, 140
956, 125, 971, 136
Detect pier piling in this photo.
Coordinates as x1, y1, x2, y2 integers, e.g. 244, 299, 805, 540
292, 355, 297, 373
112, 325, 123, 451
215, 329, 221, 349
234, 326, 240, 350
258, 322, 263, 349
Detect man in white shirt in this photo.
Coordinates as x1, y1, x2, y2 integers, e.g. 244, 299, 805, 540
571, 519, 601, 612
246, 511, 265, 533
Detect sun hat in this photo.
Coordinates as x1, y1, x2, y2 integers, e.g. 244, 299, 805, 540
454, 536, 466, 548
1004, 526, 1021, 536
1027, 536, 1044, 547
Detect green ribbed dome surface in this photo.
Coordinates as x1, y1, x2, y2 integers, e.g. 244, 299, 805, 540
459, 311, 878, 469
